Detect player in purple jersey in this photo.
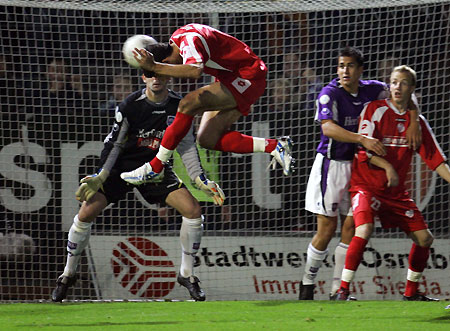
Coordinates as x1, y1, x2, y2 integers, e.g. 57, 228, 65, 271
299, 46, 422, 300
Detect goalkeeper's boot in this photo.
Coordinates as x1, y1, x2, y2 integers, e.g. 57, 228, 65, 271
269, 136, 294, 176
51, 275, 77, 302
177, 274, 206, 301
402, 293, 439, 301
120, 162, 164, 185
335, 287, 352, 301
298, 281, 314, 300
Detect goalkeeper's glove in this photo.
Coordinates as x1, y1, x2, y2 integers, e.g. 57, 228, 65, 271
75, 169, 109, 202
194, 173, 226, 206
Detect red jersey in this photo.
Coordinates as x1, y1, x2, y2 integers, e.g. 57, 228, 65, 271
170, 23, 267, 81
350, 99, 446, 197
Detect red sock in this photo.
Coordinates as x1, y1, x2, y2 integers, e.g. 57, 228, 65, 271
214, 131, 255, 153
340, 236, 368, 290
405, 280, 419, 297
404, 243, 429, 297
265, 139, 277, 153
150, 112, 194, 172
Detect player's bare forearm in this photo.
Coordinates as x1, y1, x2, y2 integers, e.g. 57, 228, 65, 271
405, 107, 421, 150
369, 155, 399, 187
435, 163, 450, 184
133, 47, 203, 79
322, 120, 362, 144
322, 120, 386, 155
153, 62, 203, 79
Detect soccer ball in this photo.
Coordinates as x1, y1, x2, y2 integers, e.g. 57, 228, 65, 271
122, 35, 158, 68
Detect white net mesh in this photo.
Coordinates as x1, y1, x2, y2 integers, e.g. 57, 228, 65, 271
0, 0, 449, 301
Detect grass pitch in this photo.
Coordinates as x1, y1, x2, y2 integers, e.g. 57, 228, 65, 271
1, 300, 448, 330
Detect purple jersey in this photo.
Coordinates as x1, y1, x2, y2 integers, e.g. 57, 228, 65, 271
315, 78, 388, 160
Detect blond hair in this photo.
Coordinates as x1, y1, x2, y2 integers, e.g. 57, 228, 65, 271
391, 65, 417, 87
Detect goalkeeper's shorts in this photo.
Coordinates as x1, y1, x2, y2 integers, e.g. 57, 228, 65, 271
102, 165, 185, 205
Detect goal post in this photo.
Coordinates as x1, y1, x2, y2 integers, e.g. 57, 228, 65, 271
0, 0, 449, 301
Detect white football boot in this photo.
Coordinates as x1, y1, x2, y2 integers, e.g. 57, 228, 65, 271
269, 136, 294, 176
120, 162, 164, 185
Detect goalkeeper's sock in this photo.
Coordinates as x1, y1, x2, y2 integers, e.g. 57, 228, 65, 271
331, 242, 349, 295
179, 216, 203, 278
213, 131, 277, 153
404, 243, 429, 296
63, 215, 93, 277
151, 112, 194, 173
302, 243, 328, 285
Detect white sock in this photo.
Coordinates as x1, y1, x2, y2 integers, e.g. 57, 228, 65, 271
341, 268, 356, 284
179, 216, 203, 278
331, 242, 349, 295
63, 215, 93, 277
63, 254, 82, 277
407, 269, 422, 282
253, 137, 266, 153
302, 243, 328, 285
156, 145, 174, 163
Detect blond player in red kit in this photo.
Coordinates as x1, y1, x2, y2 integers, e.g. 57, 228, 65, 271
335, 65, 450, 301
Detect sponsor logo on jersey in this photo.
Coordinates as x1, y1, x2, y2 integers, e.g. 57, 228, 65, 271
152, 110, 166, 114
137, 137, 161, 150
344, 116, 358, 126
382, 136, 408, 146
137, 128, 164, 139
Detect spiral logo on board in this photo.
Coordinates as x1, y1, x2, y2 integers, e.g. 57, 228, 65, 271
111, 237, 176, 298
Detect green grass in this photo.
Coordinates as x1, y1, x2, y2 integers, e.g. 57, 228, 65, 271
0, 301, 448, 330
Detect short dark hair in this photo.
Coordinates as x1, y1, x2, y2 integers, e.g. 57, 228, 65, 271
339, 46, 364, 67
142, 42, 173, 77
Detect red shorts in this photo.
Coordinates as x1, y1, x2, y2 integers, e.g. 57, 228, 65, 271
217, 72, 266, 116
351, 190, 427, 234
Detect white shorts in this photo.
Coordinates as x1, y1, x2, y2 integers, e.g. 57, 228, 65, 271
305, 153, 353, 217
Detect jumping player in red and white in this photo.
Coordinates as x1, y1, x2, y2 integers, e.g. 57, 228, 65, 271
120, 23, 293, 185
335, 65, 450, 301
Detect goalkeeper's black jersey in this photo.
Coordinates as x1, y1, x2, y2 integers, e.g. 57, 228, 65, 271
99, 88, 185, 172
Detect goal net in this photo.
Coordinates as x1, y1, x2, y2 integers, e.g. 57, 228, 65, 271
0, 0, 449, 301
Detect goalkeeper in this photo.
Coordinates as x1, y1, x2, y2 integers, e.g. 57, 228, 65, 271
51, 49, 224, 303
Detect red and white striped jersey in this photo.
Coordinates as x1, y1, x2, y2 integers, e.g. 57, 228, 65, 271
350, 99, 447, 197
170, 23, 267, 80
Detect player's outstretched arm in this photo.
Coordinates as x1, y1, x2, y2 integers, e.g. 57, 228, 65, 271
322, 120, 386, 156
75, 169, 109, 202
133, 48, 203, 79
177, 127, 226, 206
77, 118, 130, 201
194, 174, 226, 206
369, 155, 399, 187
435, 163, 450, 184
